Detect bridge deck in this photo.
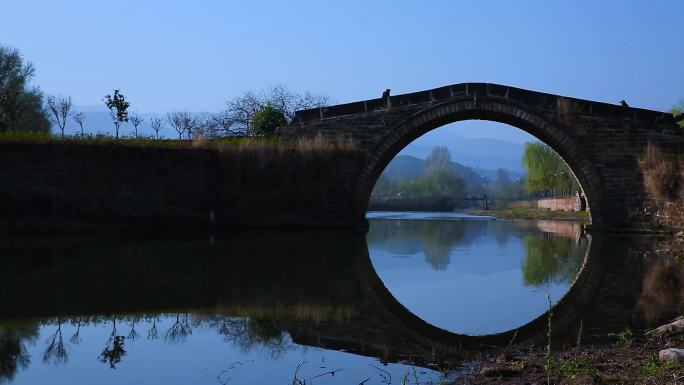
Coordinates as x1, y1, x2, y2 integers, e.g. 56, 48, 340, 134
294, 82, 676, 125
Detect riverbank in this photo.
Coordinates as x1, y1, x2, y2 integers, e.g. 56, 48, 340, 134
368, 196, 467, 212
467, 208, 591, 221
454, 321, 684, 384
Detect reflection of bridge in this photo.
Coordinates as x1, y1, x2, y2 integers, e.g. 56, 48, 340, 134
0, 232, 668, 367
290, 83, 683, 232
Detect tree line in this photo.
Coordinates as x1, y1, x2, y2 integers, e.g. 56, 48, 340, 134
372, 146, 465, 200
372, 142, 581, 204
0, 45, 327, 140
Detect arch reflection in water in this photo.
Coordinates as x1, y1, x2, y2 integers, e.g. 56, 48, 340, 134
366, 212, 588, 335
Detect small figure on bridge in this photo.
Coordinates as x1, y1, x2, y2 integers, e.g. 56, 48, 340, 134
382, 89, 391, 109
619, 100, 629, 107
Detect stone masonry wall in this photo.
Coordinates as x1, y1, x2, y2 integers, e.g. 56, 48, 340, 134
537, 197, 576, 211
0, 142, 364, 233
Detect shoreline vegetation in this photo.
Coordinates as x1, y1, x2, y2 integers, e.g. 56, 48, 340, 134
458, 324, 684, 385
0, 130, 358, 152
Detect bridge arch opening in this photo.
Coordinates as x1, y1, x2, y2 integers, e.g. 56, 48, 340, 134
366, 123, 591, 221
362, 99, 599, 337
356, 98, 603, 225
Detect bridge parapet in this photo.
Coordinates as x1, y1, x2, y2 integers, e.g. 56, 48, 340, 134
294, 83, 678, 128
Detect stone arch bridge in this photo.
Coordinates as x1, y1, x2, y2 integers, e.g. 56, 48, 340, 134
1, 83, 682, 233
288, 82, 683, 232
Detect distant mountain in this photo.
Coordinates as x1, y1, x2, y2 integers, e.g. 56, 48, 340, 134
382, 155, 494, 191
382, 155, 424, 181
397, 131, 527, 173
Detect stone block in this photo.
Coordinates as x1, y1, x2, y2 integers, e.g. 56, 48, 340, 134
659, 348, 684, 365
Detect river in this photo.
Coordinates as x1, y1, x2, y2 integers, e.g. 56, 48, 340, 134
0, 212, 679, 384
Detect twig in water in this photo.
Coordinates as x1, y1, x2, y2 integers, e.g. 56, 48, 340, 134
370, 364, 392, 384
359, 378, 370, 385
217, 370, 230, 385
303, 369, 342, 382
292, 360, 309, 385
401, 371, 409, 385
412, 367, 420, 385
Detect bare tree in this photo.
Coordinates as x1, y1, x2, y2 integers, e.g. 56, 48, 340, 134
149, 116, 163, 139
208, 111, 244, 136
46, 95, 72, 138
220, 86, 329, 136
166, 112, 185, 140
166, 111, 193, 140
182, 114, 196, 140
72, 112, 85, 137
129, 112, 143, 138
191, 113, 220, 138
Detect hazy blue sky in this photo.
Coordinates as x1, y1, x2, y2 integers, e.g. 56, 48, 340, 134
1, 0, 682, 141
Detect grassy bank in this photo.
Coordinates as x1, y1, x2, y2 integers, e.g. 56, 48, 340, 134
0, 130, 357, 152
467, 208, 590, 221
456, 328, 683, 384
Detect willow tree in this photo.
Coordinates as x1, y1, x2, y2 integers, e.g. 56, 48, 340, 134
522, 142, 577, 197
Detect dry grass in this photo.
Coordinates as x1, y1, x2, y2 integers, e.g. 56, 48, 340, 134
294, 132, 357, 152
211, 132, 357, 156
638, 142, 681, 203
191, 133, 207, 148
0, 130, 358, 154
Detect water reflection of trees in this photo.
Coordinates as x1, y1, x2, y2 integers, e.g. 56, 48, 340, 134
521, 233, 587, 286
99, 318, 126, 369
369, 218, 587, 284
147, 318, 161, 340
367, 219, 474, 270
0, 313, 295, 374
205, 316, 291, 359
0, 324, 38, 383
43, 322, 68, 365
165, 314, 193, 344
99, 336, 126, 369
70, 320, 82, 345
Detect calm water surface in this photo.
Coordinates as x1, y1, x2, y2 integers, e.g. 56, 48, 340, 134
367, 211, 588, 335
1, 212, 676, 384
